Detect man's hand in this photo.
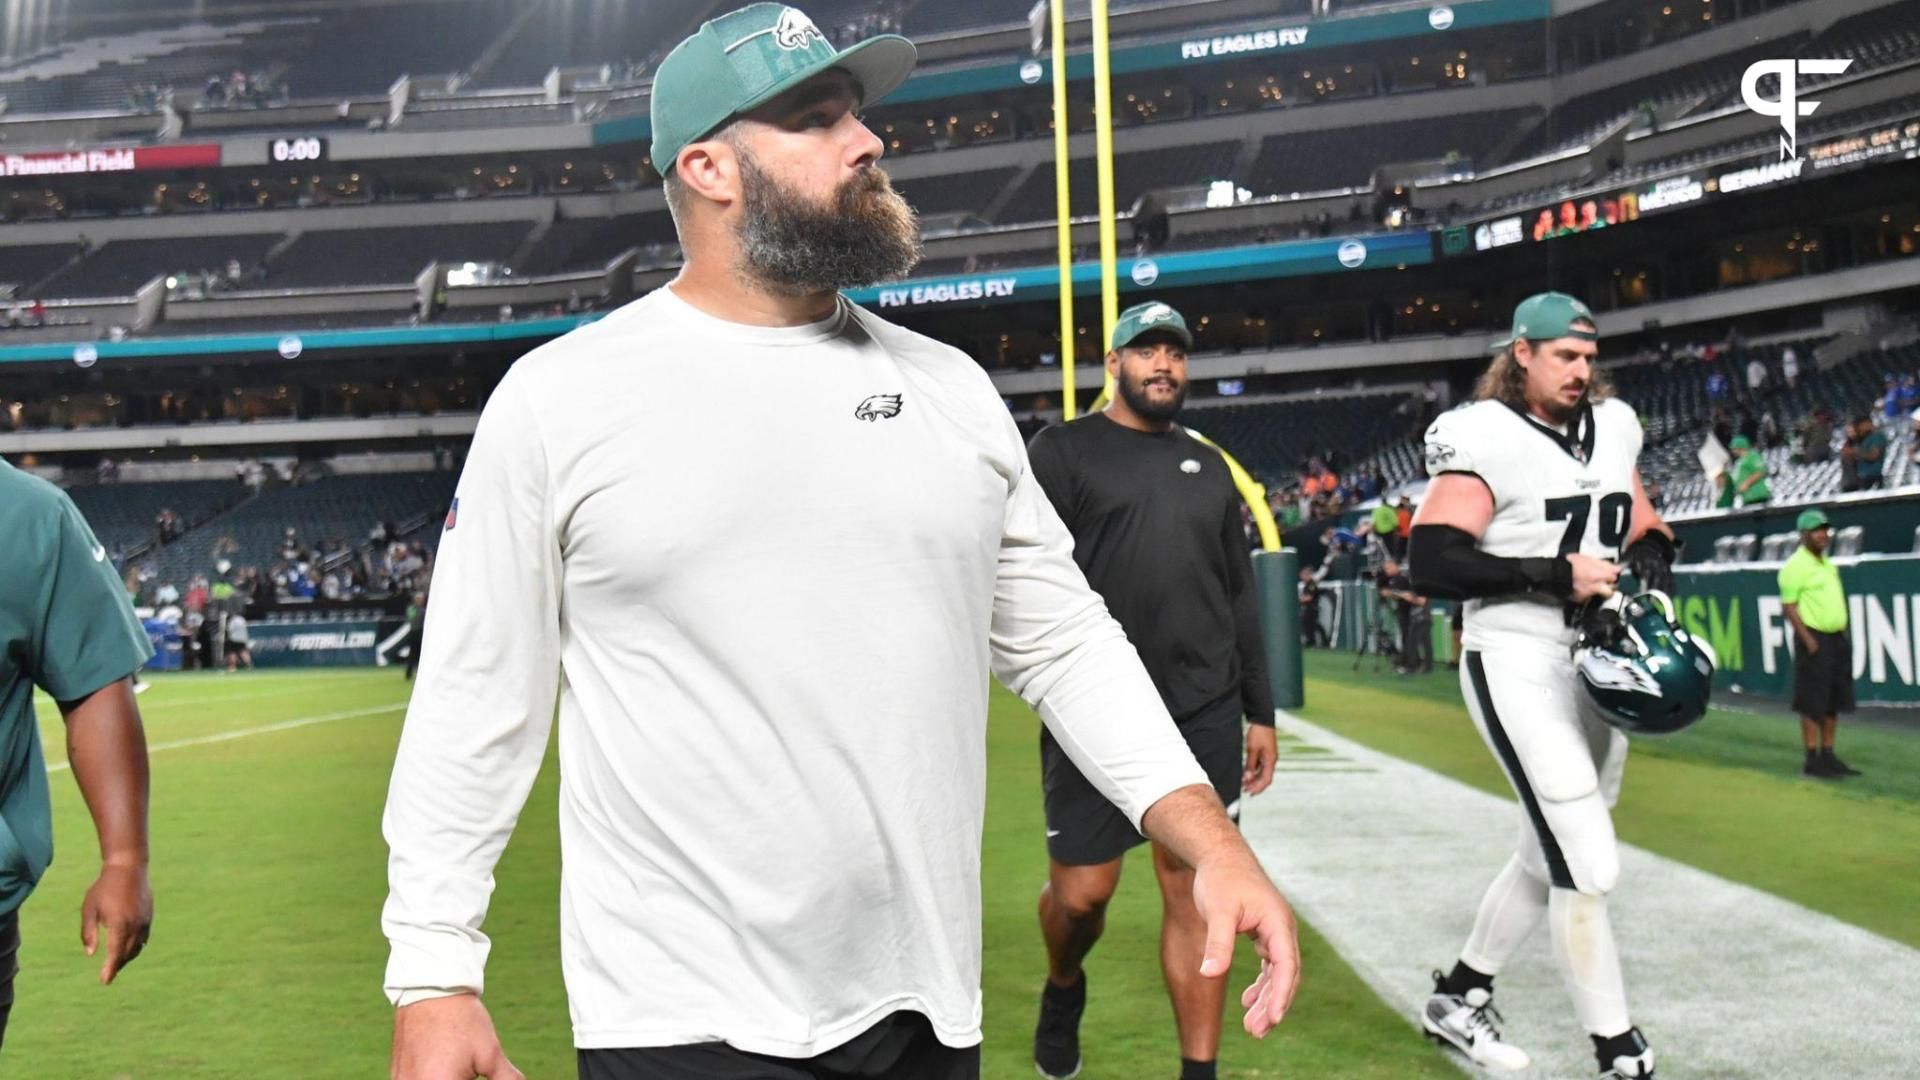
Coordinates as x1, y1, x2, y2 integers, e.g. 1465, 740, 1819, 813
1243, 725, 1277, 796
392, 994, 524, 1080
1566, 554, 1621, 603
1192, 856, 1300, 1037
80, 860, 151, 984
1799, 633, 1820, 656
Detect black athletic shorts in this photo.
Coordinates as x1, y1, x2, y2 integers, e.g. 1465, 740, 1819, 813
577, 1011, 977, 1080
0, 907, 18, 1054
1040, 694, 1245, 866
1792, 628, 1855, 717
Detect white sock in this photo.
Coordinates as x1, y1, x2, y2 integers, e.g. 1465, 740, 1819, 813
1459, 852, 1549, 976
1549, 887, 1631, 1036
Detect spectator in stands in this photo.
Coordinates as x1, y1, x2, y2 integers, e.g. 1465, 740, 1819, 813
1796, 410, 1834, 465
184, 576, 208, 616
1710, 407, 1732, 451
1706, 369, 1730, 403
1841, 415, 1888, 492
1779, 509, 1858, 779
1728, 436, 1770, 507
1882, 376, 1903, 423
1298, 569, 1326, 648
1760, 411, 1784, 451
1779, 345, 1800, 390
1910, 408, 1920, 469
1395, 495, 1413, 542
1745, 354, 1769, 401
1898, 375, 1920, 415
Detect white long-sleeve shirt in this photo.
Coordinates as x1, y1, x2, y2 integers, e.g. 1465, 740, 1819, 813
381, 285, 1209, 1056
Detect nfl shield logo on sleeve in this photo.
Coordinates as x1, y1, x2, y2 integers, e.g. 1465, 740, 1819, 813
444, 497, 458, 531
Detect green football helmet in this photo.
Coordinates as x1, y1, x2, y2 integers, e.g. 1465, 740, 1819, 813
1573, 590, 1717, 736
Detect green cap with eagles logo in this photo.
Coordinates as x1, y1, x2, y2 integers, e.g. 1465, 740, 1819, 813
1495, 291, 1599, 349
1110, 301, 1193, 351
1796, 508, 1830, 532
650, 4, 918, 174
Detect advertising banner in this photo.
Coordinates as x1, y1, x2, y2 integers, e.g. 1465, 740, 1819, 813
247, 618, 405, 668
0, 144, 221, 177
1675, 556, 1920, 706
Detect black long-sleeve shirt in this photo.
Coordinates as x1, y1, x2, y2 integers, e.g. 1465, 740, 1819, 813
1026, 412, 1274, 727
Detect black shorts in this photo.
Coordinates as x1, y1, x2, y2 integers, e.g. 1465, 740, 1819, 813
1792, 629, 1855, 717
1040, 696, 1244, 866
577, 1011, 976, 1080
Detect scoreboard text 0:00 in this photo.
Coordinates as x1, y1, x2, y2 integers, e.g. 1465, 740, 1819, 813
269, 136, 328, 164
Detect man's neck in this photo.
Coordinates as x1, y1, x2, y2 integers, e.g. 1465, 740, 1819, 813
669, 257, 838, 327
1103, 400, 1173, 433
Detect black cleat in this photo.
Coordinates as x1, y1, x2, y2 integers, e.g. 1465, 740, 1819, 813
1033, 973, 1085, 1079
1823, 749, 1861, 777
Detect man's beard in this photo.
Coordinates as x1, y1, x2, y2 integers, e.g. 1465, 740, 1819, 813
734, 154, 921, 295
1538, 384, 1587, 424
1118, 373, 1186, 423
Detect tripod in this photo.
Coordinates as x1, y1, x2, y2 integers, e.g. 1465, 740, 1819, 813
1350, 584, 1403, 674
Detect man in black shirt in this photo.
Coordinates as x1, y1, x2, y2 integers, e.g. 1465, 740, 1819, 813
1025, 301, 1278, 1080
1299, 569, 1326, 648
1379, 558, 1433, 673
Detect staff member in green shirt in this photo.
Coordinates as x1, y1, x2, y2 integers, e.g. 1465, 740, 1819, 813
1778, 508, 1858, 779
1729, 435, 1770, 506
0, 459, 156, 1055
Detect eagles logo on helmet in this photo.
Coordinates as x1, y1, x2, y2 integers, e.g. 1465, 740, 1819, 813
1574, 590, 1716, 736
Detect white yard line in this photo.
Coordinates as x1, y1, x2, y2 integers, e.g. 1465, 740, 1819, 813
45, 703, 405, 773
1241, 711, 1920, 1079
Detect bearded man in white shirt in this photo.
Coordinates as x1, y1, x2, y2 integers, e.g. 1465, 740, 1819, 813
381, 6, 1300, 1080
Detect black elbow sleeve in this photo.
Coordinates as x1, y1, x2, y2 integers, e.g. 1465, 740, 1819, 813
1409, 524, 1572, 601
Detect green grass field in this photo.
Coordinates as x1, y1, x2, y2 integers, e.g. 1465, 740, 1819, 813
11, 656, 1917, 1077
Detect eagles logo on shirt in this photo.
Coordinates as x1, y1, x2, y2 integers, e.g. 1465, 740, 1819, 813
1425, 442, 1457, 468
854, 394, 904, 421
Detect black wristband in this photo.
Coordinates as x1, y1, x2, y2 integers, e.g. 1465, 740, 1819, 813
1517, 556, 1574, 599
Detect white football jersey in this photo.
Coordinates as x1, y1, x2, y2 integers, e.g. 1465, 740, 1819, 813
1424, 396, 1643, 648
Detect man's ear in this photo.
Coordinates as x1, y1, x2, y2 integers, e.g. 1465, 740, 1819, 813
1104, 349, 1121, 377
676, 139, 740, 208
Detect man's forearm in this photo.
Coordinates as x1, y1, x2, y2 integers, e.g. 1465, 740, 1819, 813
1783, 604, 1816, 646
62, 678, 150, 865
1140, 784, 1261, 872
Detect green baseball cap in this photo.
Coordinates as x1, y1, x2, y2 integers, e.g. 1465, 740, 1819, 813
1796, 508, 1830, 532
650, 4, 917, 173
1495, 291, 1599, 349
1729, 435, 1751, 451
1110, 301, 1192, 351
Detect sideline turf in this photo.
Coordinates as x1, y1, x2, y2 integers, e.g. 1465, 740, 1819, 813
11, 671, 1452, 1078
1296, 649, 1920, 948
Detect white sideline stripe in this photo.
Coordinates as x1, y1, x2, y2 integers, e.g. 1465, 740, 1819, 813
1240, 710, 1920, 1080
45, 703, 405, 774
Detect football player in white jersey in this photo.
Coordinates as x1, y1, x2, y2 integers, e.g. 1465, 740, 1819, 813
1408, 293, 1677, 1080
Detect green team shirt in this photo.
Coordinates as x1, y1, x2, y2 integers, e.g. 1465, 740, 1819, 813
0, 461, 153, 916
1733, 450, 1770, 504
1778, 546, 1847, 633
1857, 429, 1889, 480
